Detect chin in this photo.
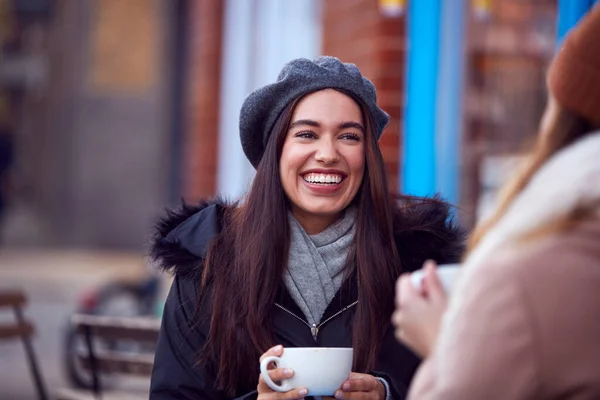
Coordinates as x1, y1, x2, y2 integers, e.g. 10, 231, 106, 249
307, 208, 341, 216
301, 203, 346, 217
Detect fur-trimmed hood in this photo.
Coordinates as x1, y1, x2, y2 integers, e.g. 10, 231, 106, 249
150, 196, 465, 278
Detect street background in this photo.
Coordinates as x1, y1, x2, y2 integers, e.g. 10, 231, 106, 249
0, 251, 153, 399
0, 0, 568, 398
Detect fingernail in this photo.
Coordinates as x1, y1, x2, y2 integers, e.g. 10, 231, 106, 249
298, 388, 308, 396
342, 382, 351, 390
284, 368, 293, 376
335, 390, 344, 399
273, 345, 283, 353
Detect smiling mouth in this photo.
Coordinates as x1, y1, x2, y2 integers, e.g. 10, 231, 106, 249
302, 172, 345, 185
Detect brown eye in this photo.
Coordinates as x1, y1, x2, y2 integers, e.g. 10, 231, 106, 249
341, 133, 361, 141
295, 131, 317, 139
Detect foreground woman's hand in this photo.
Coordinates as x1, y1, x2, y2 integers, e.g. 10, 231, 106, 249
392, 260, 449, 358
334, 373, 386, 400
257, 345, 308, 399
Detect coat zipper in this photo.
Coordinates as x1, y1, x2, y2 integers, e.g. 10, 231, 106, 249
274, 301, 358, 341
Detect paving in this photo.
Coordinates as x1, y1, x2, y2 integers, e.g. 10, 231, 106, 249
0, 249, 154, 399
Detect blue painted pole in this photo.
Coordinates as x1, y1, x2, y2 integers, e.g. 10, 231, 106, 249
402, 0, 442, 196
436, 0, 466, 206
557, 0, 598, 44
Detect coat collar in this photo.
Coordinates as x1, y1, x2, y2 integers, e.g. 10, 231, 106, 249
466, 131, 600, 271
150, 196, 465, 278
442, 132, 600, 354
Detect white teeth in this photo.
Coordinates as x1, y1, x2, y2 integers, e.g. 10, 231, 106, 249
303, 173, 343, 184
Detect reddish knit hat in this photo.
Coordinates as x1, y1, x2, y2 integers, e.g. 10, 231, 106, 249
548, 4, 600, 127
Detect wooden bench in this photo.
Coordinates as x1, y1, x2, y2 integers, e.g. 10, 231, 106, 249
0, 289, 49, 400
55, 314, 161, 400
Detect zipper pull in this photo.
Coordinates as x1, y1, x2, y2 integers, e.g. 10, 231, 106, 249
311, 324, 319, 341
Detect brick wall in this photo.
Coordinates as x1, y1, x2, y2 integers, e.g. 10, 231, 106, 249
183, 0, 557, 224
6, 0, 174, 248
322, 0, 406, 192
183, 0, 224, 201
462, 0, 556, 227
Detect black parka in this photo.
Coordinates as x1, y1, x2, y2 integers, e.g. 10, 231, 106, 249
149, 198, 464, 400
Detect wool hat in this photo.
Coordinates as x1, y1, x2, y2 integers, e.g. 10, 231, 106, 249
547, 4, 600, 127
239, 56, 390, 168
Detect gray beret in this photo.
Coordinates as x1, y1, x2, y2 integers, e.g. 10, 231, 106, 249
239, 56, 390, 168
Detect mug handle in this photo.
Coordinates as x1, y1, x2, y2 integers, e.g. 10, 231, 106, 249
260, 356, 291, 392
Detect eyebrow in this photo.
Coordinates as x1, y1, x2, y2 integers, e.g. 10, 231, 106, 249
289, 119, 365, 132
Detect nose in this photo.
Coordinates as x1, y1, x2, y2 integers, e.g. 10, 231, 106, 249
314, 137, 339, 164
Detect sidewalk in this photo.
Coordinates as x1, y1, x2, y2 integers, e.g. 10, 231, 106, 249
0, 248, 152, 399
0, 249, 148, 296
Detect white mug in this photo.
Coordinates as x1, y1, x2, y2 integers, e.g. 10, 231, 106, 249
259, 347, 353, 396
410, 263, 462, 294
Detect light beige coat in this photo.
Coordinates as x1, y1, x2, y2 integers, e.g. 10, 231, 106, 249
408, 132, 600, 400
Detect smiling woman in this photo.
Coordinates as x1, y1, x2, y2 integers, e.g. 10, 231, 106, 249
148, 56, 465, 400
280, 90, 365, 234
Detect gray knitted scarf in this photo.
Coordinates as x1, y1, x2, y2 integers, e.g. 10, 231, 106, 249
284, 208, 356, 326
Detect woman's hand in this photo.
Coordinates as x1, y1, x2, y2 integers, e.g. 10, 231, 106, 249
333, 373, 386, 400
392, 260, 449, 358
257, 345, 308, 399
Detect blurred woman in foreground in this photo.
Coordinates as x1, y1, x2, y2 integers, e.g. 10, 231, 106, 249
394, 5, 600, 399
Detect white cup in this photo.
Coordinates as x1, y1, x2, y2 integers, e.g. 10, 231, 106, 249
410, 263, 462, 294
259, 347, 353, 396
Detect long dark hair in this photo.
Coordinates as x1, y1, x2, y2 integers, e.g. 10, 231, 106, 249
200, 90, 401, 394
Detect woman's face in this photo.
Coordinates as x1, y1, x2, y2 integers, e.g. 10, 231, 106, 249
279, 89, 365, 233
